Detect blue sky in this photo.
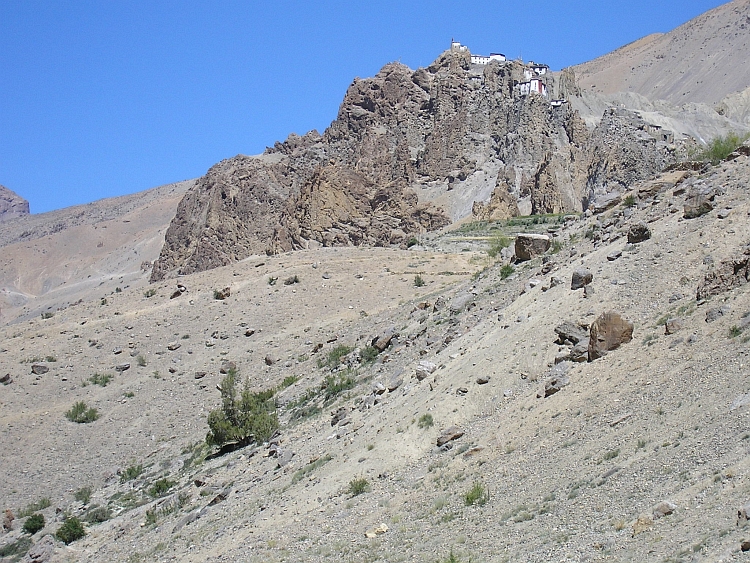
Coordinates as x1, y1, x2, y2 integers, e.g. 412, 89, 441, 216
0, 0, 726, 213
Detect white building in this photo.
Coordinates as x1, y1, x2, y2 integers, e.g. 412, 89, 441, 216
450, 40, 506, 65
517, 78, 547, 97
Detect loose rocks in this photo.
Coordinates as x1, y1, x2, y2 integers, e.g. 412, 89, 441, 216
571, 268, 593, 290
627, 223, 651, 244
437, 426, 464, 446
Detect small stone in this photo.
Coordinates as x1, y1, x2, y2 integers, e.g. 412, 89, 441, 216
0, 373, 12, 385
167, 342, 181, 351
264, 356, 276, 366
364, 523, 388, 538
606, 250, 622, 261
717, 208, 731, 219
31, 364, 49, 375
244, 328, 256, 337
571, 268, 593, 290
652, 501, 677, 519
627, 223, 651, 244
437, 426, 464, 446
115, 363, 131, 372
415, 360, 437, 381
664, 318, 683, 335
194, 371, 207, 380
219, 361, 236, 374
476, 375, 490, 385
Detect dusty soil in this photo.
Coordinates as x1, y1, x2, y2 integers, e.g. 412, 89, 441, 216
3, 149, 750, 562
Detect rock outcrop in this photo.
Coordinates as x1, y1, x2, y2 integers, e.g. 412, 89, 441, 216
0, 185, 30, 222
152, 50, 681, 280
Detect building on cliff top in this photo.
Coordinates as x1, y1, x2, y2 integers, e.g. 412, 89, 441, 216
450, 39, 506, 64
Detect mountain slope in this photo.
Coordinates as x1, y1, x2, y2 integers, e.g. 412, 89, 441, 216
573, 0, 750, 105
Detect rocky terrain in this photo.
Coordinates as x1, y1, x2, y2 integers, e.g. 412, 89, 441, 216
0, 186, 29, 223
4, 2, 750, 561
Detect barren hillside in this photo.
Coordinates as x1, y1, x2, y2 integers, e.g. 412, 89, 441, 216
2, 141, 750, 562
573, 0, 750, 105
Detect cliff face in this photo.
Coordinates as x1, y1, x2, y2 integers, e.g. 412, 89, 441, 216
0, 185, 30, 222
152, 50, 680, 280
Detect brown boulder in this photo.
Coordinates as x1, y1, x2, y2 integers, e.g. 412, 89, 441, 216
437, 426, 464, 447
588, 312, 634, 361
697, 255, 750, 299
514, 234, 551, 261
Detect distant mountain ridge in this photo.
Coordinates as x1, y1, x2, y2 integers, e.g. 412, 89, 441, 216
572, 0, 750, 105
0, 185, 29, 222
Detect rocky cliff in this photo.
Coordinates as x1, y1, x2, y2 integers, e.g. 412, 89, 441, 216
0, 185, 29, 222
152, 50, 681, 281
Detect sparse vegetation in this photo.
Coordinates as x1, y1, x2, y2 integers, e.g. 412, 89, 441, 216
120, 463, 144, 483
0, 537, 31, 558
144, 288, 157, 298
623, 194, 636, 207
696, 131, 750, 165
292, 454, 333, 483
317, 344, 353, 369
730, 325, 743, 338
486, 233, 511, 258
418, 413, 434, 429
55, 517, 86, 544
360, 345, 379, 364
41, 311, 55, 319
148, 477, 176, 498
206, 368, 278, 448
22, 513, 45, 535
414, 274, 425, 287
279, 375, 298, 389
406, 237, 418, 248
550, 239, 563, 254
65, 401, 100, 423
322, 371, 356, 402
136, 355, 147, 367
602, 448, 620, 461
74, 486, 92, 504
87, 372, 112, 387
500, 264, 515, 279
347, 477, 370, 496
267, 277, 278, 286
464, 482, 489, 506
18, 498, 51, 518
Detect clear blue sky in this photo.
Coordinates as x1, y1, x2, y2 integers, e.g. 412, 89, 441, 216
0, 0, 726, 213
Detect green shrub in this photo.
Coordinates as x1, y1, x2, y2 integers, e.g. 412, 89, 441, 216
730, 325, 743, 338
317, 344, 353, 369
698, 131, 750, 165
88, 373, 112, 387
322, 371, 356, 402
0, 537, 31, 558
406, 237, 418, 248
22, 513, 45, 535
418, 413, 434, 429
464, 482, 489, 506
136, 355, 147, 367
74, 487, 92, 504
41, 311, 54, 319
144, 289, 157, 298
120, 463, 144, 483
83, 505, 111, 524
279, 375, 298, 389
487, 234, 511, 258
65, 401, 99, 423
347, 477, 369, 496
360, 345, 379, 364
148, 478, 176, 498
55, 517, 86, 544
45, 355, 57, 363
17, 497, 51, 518
623, 194, 636, 207
500, 264, 514, 279
414, 275, 425, 287
206, 369, 279, 448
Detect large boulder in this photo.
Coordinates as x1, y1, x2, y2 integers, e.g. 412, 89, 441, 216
588, 311, 634, 361
683, 184, 716, 219
627, 223, 651, 244
514, 234, 551, 261
571, 268, 593, 290
697, 254, 750, 299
